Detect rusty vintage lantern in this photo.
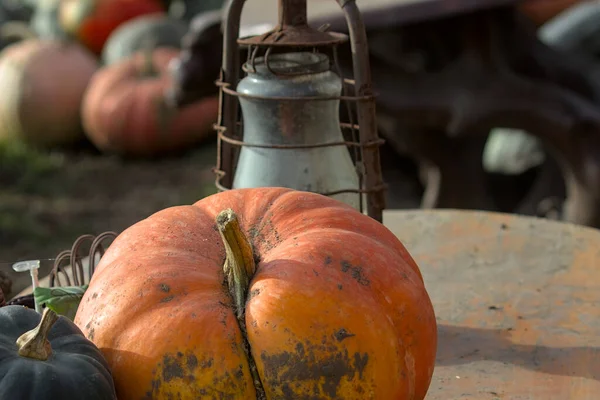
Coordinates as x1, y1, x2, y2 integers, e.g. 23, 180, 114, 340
215, 0, 387, 221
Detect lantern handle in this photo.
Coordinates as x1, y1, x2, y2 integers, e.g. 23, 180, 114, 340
335, 0, 387, 221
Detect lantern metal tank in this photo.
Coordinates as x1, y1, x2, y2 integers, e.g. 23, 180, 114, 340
215, 0, 387, 221
233, 51, 360, 208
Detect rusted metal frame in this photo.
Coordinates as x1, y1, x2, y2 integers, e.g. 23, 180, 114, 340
4, 232, 118, 309
337, 0, 386, 222
218, 0, 246, 189
50, 234, 95, 287
87, 231, 119, 279
49, 232, 118, 288
279, 0, 307, 27
215, 0, 387, 219
212, 65, 384, 198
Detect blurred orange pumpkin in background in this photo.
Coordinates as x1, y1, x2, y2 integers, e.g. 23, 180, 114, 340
82, 47, 219, 157
59, 0, 166, 54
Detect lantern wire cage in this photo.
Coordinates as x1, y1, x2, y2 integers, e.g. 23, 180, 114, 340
213, 0, 387, 222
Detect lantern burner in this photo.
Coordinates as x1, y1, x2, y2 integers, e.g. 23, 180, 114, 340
238, 0, 348, 48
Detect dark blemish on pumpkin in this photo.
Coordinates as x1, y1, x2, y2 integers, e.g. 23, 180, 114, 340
260, 339, 370, 398
271, 221, 281, 243
313, 269, 319, 277
92, 292, 98, 299
281, 384, 294, 398
159, 283, 171, 293
87, 327, 95, 341
144, 379, 162, 399
500, 223, 508, 230
248, 288, 261, 300
218, 301, 229, 309
334, 328, 356, 342
248, 216, 280, 254
160, 295, 175, 303
162, 354, 185, 382
146, 355, 242, 399
337, 284, 343, 290
186, 354, 198, 370
236, 366, 244, 379
324, 255, 332, 265
354, 353, 369, 379
248, 226, 260, 240
340, 260, 370, 286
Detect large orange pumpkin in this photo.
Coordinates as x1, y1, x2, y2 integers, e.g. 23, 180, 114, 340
81, 47, 219, 156
59, 0, 166, 54
74, 188, 437, 399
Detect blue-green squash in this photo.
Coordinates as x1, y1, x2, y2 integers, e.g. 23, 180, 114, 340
0, 306, 117, 399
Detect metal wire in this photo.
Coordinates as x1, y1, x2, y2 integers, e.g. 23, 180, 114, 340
49, 232, 118, 288
3, 232, 118, 309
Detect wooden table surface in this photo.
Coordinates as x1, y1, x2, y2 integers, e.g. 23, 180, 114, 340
383, 209, 600, 399
238, 0, 519, 35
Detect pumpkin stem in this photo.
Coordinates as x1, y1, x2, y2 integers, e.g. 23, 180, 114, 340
216, 209, 266, 399
216, 209, 256, 318
16, 308, 59, 361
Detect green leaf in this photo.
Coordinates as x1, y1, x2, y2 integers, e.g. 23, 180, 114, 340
33, 285, 89, 321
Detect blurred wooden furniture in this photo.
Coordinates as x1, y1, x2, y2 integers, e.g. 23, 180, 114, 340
241, 0, 600, 227
384, 209, 600, 399
176, 0, 600, 227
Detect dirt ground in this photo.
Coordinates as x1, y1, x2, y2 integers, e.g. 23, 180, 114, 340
0, 137, 423, 297
0, 138, 218, 293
